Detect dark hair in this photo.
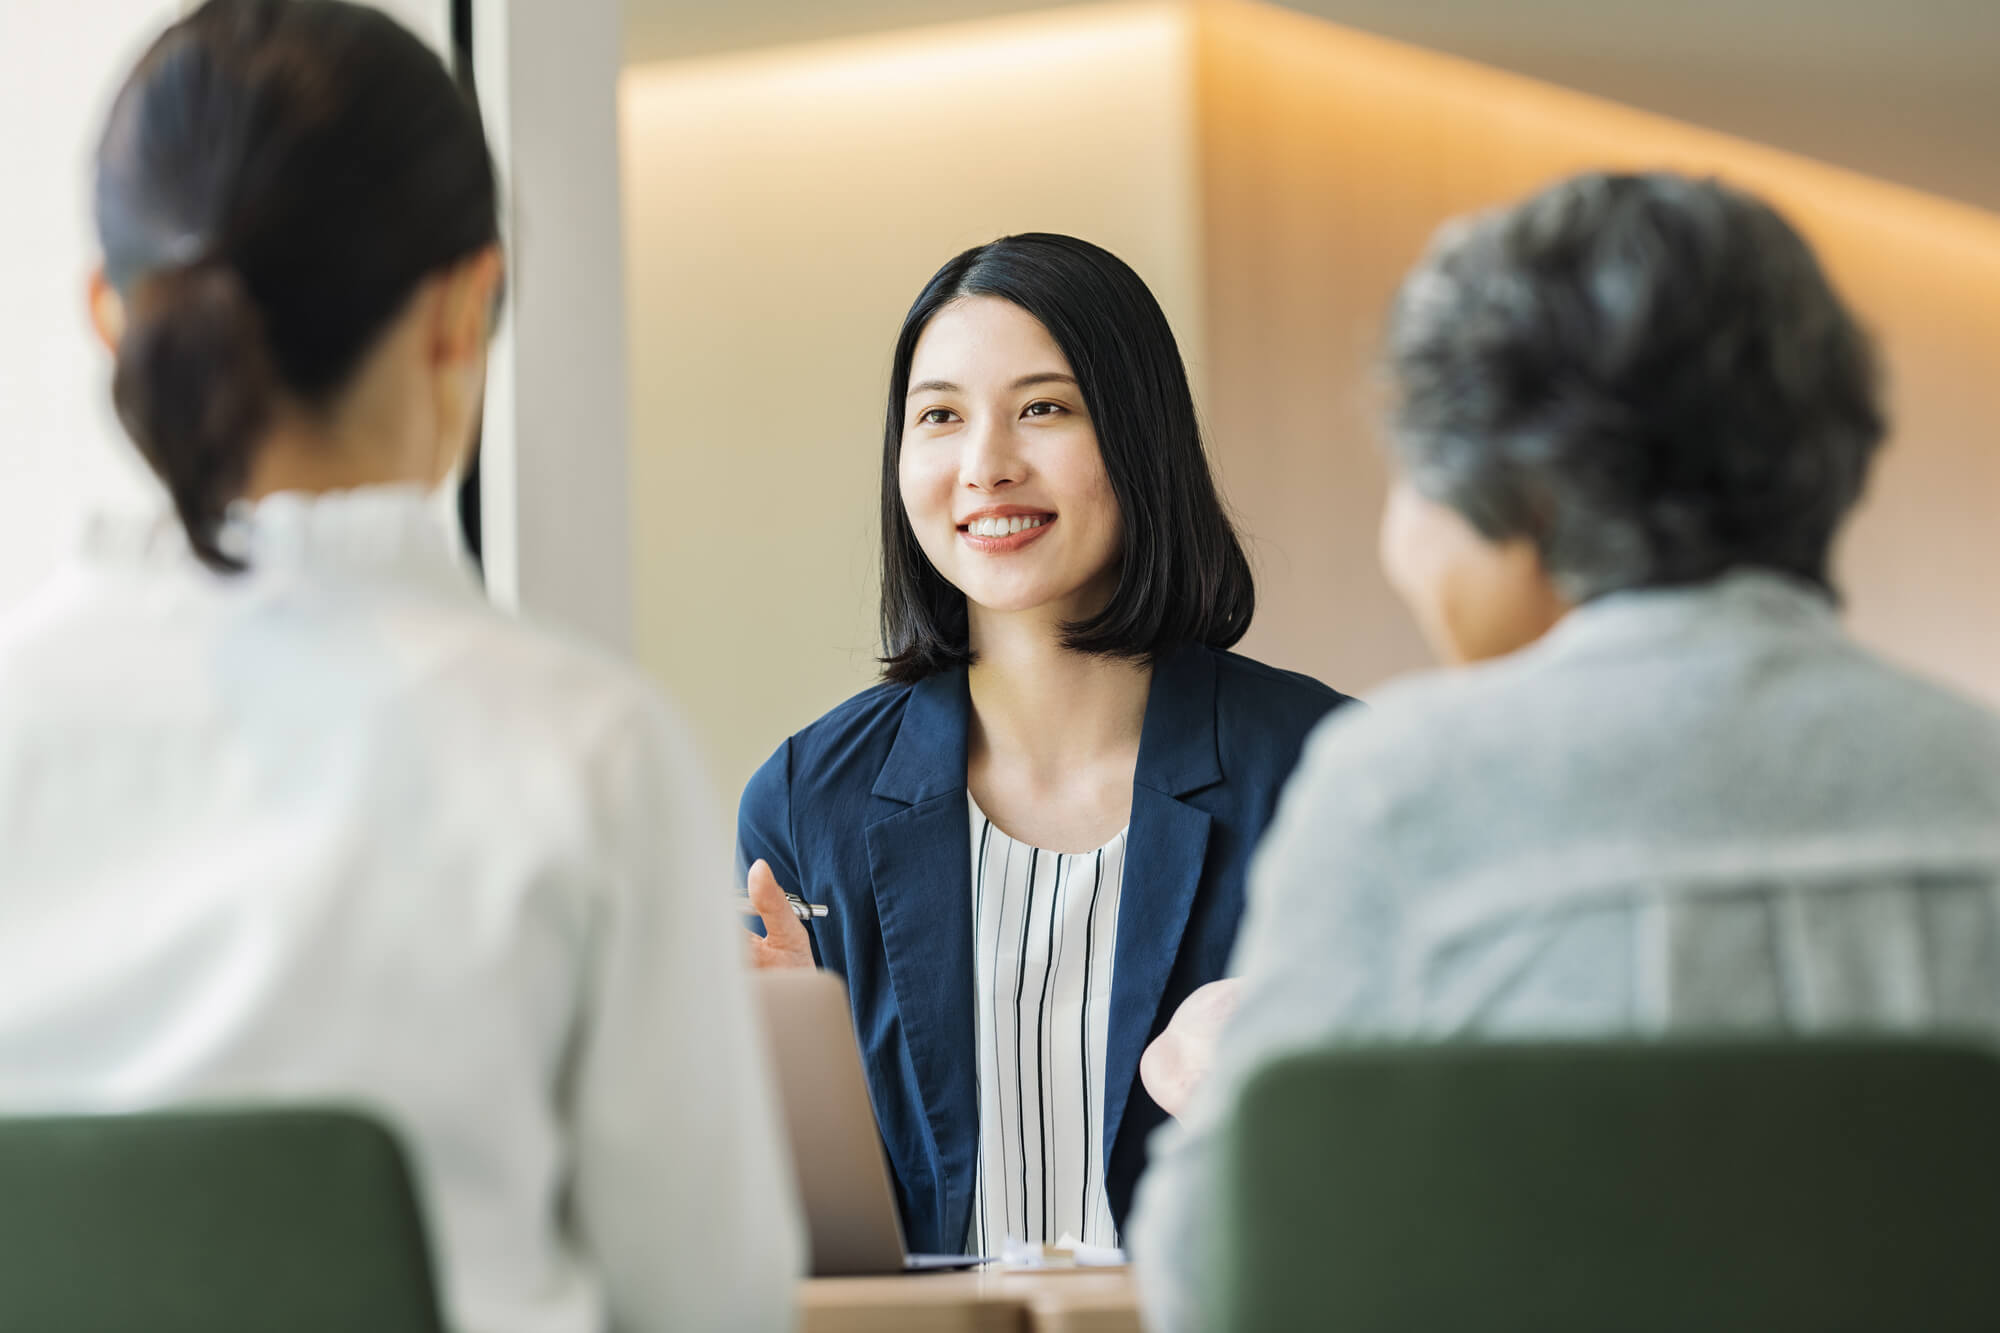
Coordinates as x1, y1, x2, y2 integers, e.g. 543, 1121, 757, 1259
1386, 171, 1885, 601
95, 0, 500, 571
879, 233, 1254, 682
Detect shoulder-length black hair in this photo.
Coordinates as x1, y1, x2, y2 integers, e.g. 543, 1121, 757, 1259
879, 233, 1254, 683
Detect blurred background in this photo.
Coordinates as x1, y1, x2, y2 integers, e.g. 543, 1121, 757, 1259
4, 0, 1997, 806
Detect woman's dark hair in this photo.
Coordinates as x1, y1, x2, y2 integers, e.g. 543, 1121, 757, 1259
95, 0, 500, 571
879, 233, 1254, 682
1386, 171, 1885, 601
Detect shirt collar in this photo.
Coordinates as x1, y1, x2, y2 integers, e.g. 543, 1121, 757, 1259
1536, 568, 1840, 664
82, 484, 481, 601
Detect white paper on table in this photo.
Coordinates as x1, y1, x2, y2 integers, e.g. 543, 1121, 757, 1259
997, 1232, 1129, 1269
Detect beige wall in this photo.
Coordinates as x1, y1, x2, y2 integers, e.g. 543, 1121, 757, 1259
621, 3, 1204, 800
1197, 0, 2000, 707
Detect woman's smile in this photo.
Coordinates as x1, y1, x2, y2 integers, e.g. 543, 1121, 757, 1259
958, 507, 1056, 553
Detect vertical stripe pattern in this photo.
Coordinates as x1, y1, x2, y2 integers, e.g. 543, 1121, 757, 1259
967, 792, 1125, 1252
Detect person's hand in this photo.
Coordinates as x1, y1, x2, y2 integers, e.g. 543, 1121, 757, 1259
1139, 978, 1243, 1118
744, 859, 814, 970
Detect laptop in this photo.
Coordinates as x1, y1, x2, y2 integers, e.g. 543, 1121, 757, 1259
753, 969, 987, 1275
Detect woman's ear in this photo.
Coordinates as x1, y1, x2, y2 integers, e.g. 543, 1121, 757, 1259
88, 268, 126, 353
420, 246, 504, 485
1379, 477, 1570, 665
431, 245, 504, 370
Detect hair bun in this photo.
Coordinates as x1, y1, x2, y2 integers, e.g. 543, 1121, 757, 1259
96, 0, 501, 574
111, 259, 275, 571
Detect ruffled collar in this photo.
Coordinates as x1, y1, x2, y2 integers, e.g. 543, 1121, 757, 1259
82, 484, 481, 601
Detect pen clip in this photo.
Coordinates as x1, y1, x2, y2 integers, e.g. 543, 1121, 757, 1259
786, 892, 830, 920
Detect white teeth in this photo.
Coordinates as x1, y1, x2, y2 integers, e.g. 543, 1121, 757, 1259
969, 515, 1048, 537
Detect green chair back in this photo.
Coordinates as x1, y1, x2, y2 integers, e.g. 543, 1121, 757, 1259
0, 1106, 446, 1333
1216, 1039, 2000, 1333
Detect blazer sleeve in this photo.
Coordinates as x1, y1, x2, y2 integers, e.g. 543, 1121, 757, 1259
736, 736, 826, 965
737, 737, 803, 892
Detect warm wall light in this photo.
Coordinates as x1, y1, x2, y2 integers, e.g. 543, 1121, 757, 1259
1193, 0, 2000, 705
632, 3, 1190, 108
1193, 0, 2000, 280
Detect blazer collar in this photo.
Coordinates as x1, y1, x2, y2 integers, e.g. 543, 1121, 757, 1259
1100, 644, 1223, 1175
864, 668, 976, 1247
872, 670, 970, 806
1134, 642, 1223, 797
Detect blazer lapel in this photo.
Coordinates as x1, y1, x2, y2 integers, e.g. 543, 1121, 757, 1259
1103, 644, 1222, 1162
864, 671, 978, 1247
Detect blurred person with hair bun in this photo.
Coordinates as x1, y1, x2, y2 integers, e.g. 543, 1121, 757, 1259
0, 3, 800, 1329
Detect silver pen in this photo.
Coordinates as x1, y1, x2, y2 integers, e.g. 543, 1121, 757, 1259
737, 890, 829, 921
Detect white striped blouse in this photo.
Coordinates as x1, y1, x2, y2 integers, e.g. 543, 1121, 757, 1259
967, 791, 1128, 1254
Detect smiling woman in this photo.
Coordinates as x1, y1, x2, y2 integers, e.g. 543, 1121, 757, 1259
737, 233, 1357, 1259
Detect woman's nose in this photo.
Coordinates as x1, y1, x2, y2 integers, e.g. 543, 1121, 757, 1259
960, 418, 1024, 492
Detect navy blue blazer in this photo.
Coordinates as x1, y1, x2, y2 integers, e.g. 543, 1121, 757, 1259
738, 642, 1352, 1254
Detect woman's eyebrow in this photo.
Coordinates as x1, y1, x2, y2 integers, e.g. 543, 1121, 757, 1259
906, 372, 1077, 398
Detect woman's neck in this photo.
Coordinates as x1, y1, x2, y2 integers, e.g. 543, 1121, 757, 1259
239, 401, 444, 502
964, 606, 1151, 849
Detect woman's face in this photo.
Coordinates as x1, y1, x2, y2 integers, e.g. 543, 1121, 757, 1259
898, 296, 1124, 623
1378, 476, 1570, 665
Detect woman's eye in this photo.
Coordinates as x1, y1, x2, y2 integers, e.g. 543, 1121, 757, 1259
919, 407, 957, 426
1023, 401, 1066, 418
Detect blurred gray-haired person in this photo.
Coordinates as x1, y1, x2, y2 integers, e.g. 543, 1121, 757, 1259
1129, 171, 2000, 1333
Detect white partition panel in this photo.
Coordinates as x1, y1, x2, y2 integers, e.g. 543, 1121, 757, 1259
0, 1, 177, 612
474, 0, 634, 655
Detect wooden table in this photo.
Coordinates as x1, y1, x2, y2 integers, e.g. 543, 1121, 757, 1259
801, 1267, 1143, 1333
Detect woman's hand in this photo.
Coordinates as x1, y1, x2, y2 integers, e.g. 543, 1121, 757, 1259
1140, 978, 1243, 1118
744, 859, 814, 970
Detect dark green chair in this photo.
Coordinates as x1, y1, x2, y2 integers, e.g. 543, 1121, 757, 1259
1216, 1040, 2000, 1332
0, 1106, 446, 1333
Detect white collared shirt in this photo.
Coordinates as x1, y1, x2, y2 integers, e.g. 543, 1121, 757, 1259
0, 486, 802, 1333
